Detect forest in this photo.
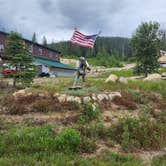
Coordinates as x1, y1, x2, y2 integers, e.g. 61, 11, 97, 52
49, 37, 132, 59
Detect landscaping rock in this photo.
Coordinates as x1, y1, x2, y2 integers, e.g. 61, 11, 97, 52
108, 92, 122, 100
119, 77, 128, 84
97, 94, 109, 102
66, 96, 75, 102
74, 97, 81, 104
83, 96, 91, 103
105, 74, 118, 83
91, 93, 97, 101
53, 93, 60, 97
161, 72, 166, 80
58, 94, 67, 102
38, 92, 49, 97
13, 89, 26, 97
144, 74, 161, 81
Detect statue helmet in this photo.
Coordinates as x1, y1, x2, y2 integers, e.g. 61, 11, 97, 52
79, 56, 85, 61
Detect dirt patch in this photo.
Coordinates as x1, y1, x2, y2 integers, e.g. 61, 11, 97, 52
0, 111, 79, 126
113, 93, 137, 110
133, 149, 166, 166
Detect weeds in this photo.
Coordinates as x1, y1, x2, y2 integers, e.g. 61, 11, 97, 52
109, 117, 166, 152
3, 93, 80, 115
54, 128, 81, 153
113, 92, 137, 110
151, 154, 166, 166
79, 136, 97, 153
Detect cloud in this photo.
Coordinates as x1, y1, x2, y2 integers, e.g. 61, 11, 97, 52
0, 0, 166, 43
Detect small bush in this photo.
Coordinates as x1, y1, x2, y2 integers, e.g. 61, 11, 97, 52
79, 136, 97, 153
54, 128, 81, 153
80, 102, 100, 122
0, 125, 54, 155
151, 154, 166, 166
88, 55, 123, 68
109, 117, 166, 152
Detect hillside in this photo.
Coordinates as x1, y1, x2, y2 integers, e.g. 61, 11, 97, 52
49, 36, 132, 60
0, 65, 166, 166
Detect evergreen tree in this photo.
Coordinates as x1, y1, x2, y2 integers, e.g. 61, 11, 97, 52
32, 32, 37, 43
5, 32, 36, 87
49, 37, 132, 59
42, 36, 47, 46
131, 21, 161, 77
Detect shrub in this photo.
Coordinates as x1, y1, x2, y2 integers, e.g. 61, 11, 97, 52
88, 55, 123, 68
81, 102, 100, 122
0, 125, 55, 155
109, 117, 166, 152
54, 128, 81, 153
79, 136, 97, 153
151, 154, 166, 166
102, 152, 142, 164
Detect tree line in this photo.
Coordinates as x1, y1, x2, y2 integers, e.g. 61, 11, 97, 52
49, 37, 133, 61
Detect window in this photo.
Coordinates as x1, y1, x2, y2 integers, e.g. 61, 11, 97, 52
0, 44, 4, 52
49, 52, 53, 58
39, 48, 43, 55
28, 45, 33, 53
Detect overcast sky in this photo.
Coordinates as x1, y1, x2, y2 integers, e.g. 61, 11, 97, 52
0, 0, 166, 43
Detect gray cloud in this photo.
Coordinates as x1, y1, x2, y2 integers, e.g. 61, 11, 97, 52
0, 0, 166, 43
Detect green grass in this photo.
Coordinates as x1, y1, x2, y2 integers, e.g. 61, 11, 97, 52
151, 154, 166, 166
100, 69, 135, 78
158, 67, 166, 74
0, 153, 143, 166
88, 79, 166, 98
28, 76, 166, 100
0, 124, 143, 166
87, 56, 124, 68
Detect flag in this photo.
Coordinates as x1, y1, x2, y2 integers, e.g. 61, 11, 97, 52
70, 28, 100, 49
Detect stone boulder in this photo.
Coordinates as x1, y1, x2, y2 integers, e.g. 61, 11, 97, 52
105, 74, 118, 83
97, 94, 109, 102
144, 74, 161, 81
83, 96, 91, 103
161, 72, 166, 80
119, 77, 128, 84
66, 96, 81, 104
58, 94, 67, 102
13, 89, 26, 97
108, 92, 122, 100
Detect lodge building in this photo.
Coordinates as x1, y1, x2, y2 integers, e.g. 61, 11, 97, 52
0, 31, 76, 76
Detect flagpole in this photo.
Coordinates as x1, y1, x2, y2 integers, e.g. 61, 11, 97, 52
91, 30, 101, 57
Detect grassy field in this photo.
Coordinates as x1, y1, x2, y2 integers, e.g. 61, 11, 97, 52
0, 70, 166, 166
0, 123, 144, 166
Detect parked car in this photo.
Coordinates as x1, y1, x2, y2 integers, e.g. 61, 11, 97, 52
2, 69, 22, 75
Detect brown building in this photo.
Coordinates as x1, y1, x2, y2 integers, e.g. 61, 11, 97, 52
0, 31, 76, 76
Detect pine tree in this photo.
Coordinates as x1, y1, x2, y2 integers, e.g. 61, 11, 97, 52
131, 21, 161, 77
42, 36, 47, 46
5, 32, 36, 87
32, 32, 37, 43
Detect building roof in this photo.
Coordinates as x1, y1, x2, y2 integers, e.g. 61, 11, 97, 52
0, 31, 61, 54
34, 57, 76, 70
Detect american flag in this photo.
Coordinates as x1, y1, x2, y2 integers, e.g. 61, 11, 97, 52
70, 28, 99, 49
